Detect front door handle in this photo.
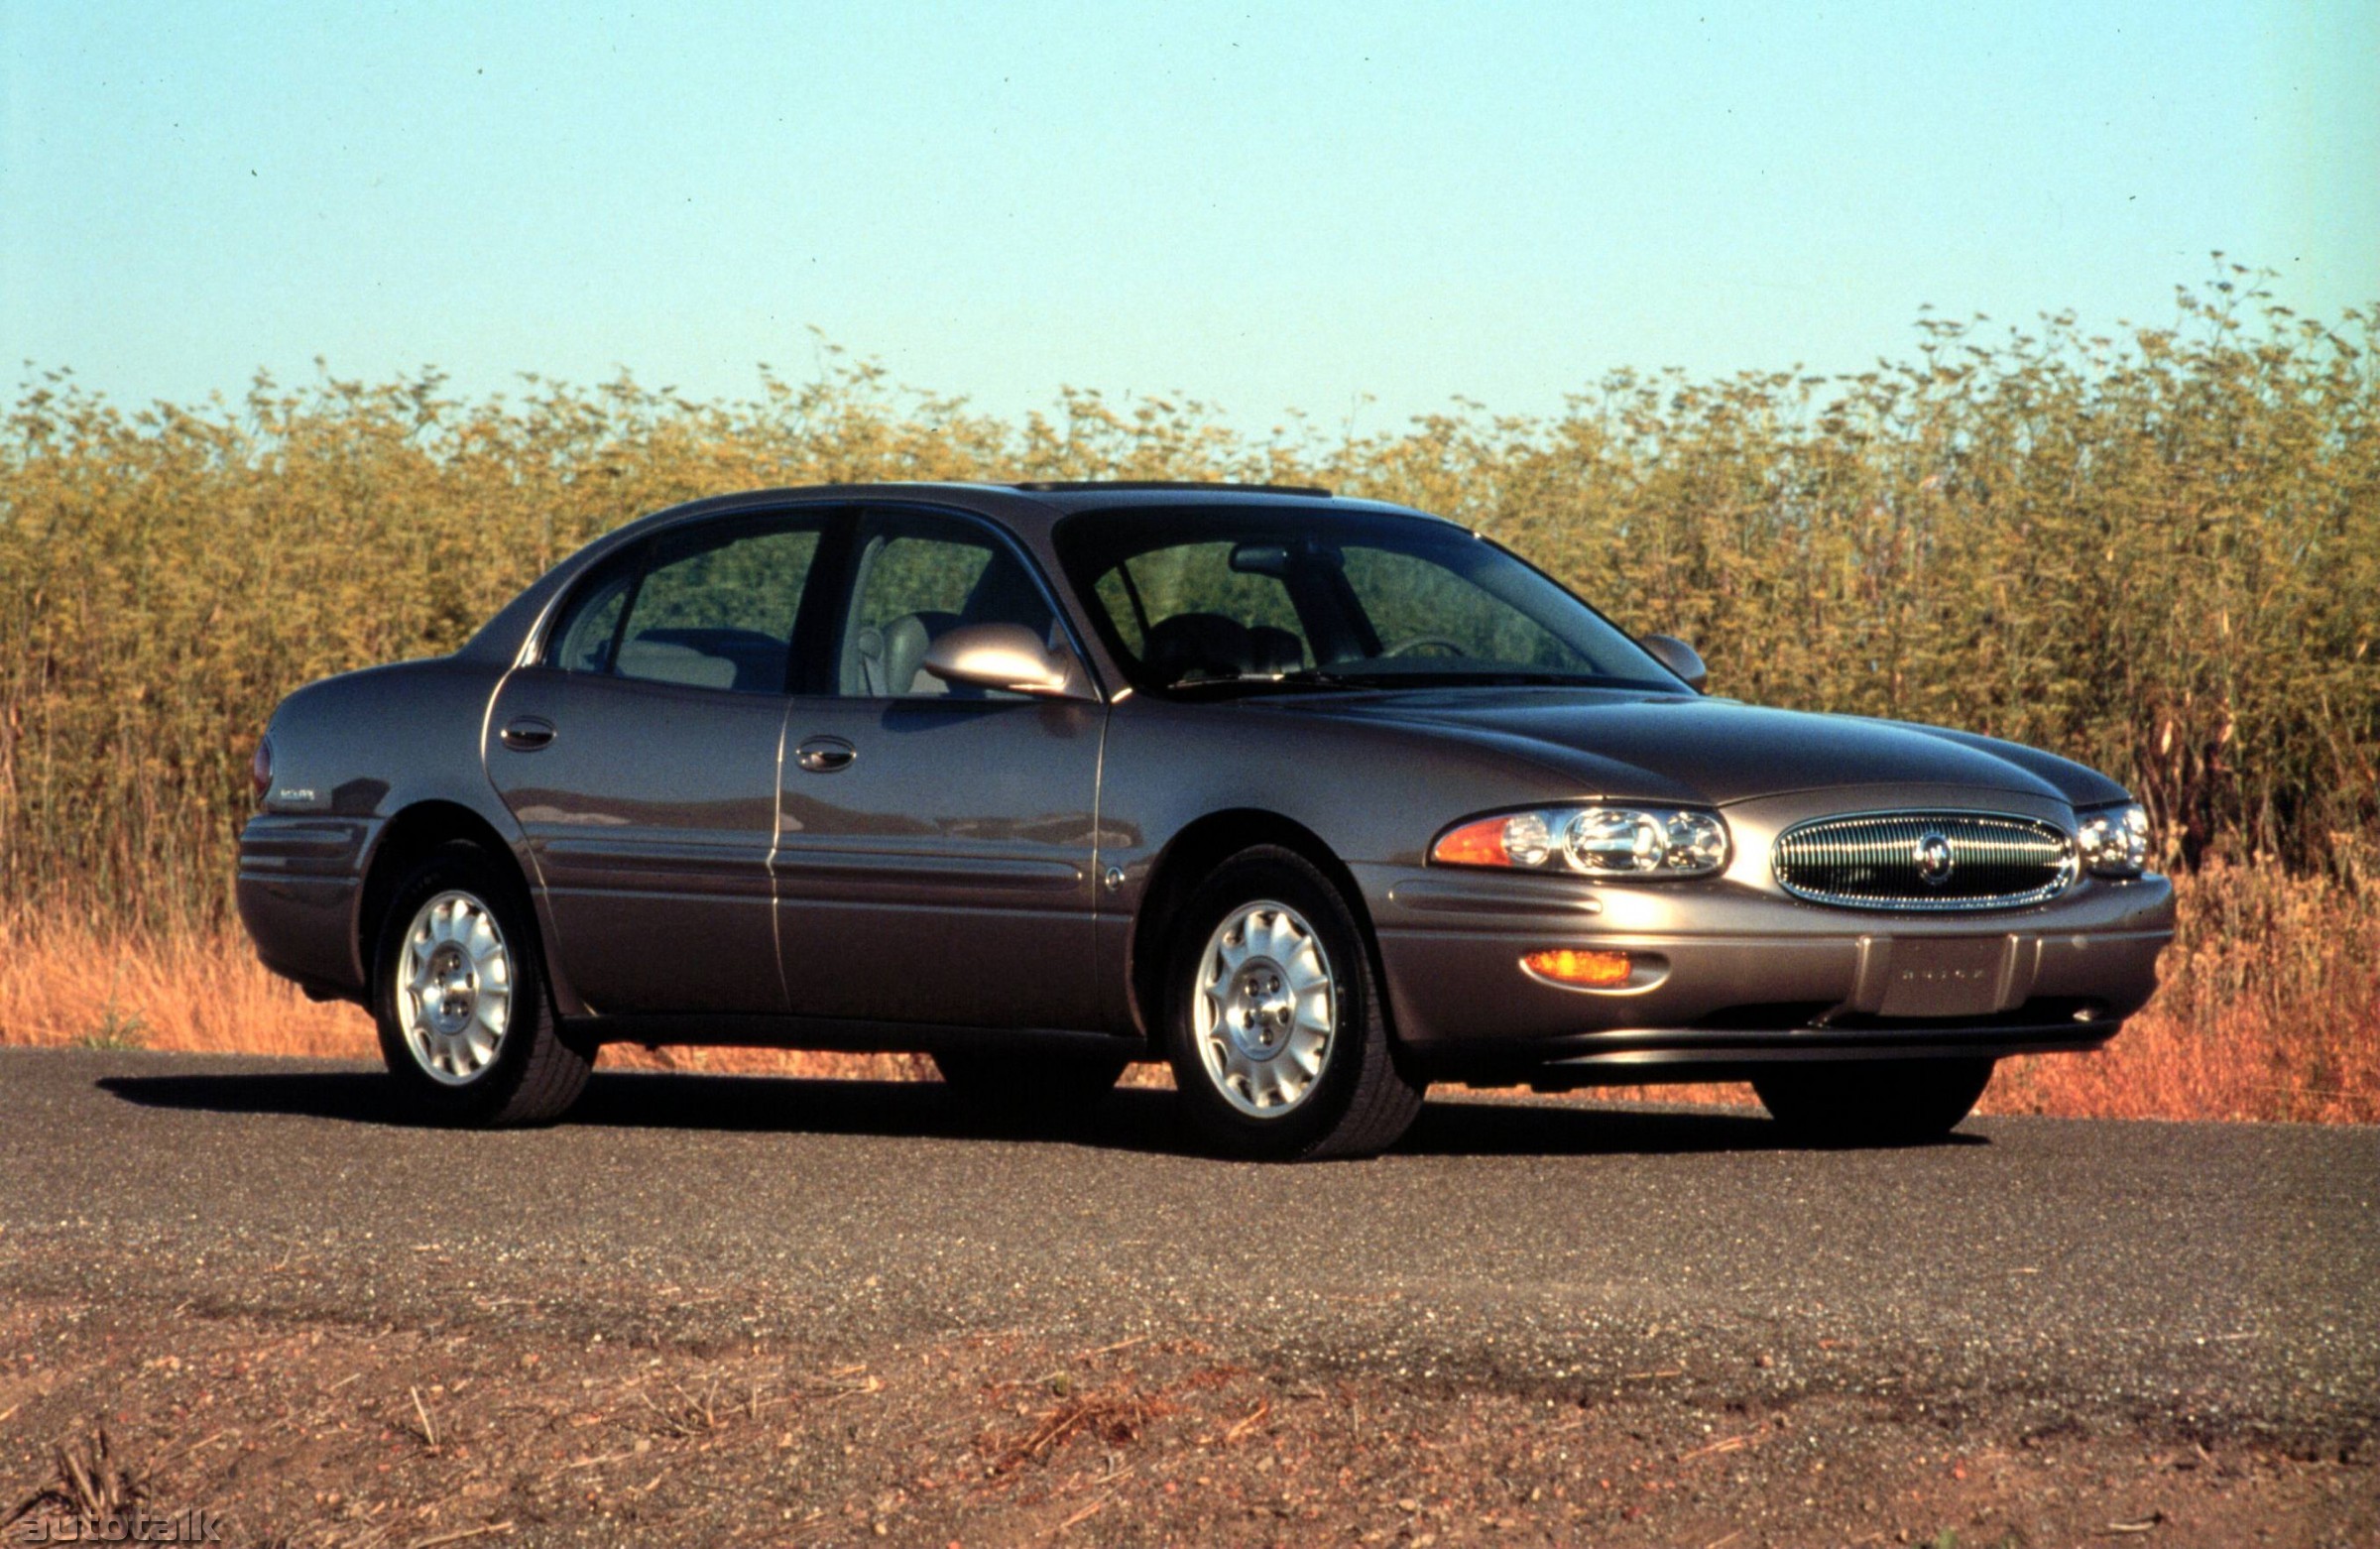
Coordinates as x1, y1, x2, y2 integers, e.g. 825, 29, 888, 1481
794, 735, 857, 774
500, 716, 557, 752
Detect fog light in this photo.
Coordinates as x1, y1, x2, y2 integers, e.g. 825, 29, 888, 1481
1520, 949, 1633, 988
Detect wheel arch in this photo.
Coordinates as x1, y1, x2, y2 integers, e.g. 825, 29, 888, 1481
357, 800, 542, 999
1126, 808, 1390, 1044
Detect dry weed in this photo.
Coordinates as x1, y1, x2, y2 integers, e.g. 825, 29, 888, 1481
3, 859, 2371, 1124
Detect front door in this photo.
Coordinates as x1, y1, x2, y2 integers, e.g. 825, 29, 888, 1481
486, 513, 828, 1017
774, 508, 1105, 1029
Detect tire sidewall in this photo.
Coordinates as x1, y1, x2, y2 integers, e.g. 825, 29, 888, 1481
1163, 848, 1382, 1159
372, 843, 553, 1123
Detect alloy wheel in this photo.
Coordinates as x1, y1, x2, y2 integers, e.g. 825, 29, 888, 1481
393, 890, 514, 1086
1191, 899, 1337, 1118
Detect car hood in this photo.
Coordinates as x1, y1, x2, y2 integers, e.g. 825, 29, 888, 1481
1280, 690, 2103, 807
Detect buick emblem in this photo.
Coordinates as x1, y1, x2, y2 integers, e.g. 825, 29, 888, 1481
1915, 831, 1956, 887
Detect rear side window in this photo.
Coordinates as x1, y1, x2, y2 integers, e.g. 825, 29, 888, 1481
547, 519, 822, 694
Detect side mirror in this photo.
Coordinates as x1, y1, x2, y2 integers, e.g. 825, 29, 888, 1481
920, 623, 1095, 700
1639, 634, 1708, 693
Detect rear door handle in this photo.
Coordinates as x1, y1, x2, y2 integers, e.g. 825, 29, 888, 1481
794, 736, 856, 774
500, 716, 556, 752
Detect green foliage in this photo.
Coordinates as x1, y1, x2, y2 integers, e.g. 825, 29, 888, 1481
3, 279, 2374, 930
80, 1005, 148, 1050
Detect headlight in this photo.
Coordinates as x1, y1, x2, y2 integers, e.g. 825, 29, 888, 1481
2076, 802, 2152, 879
1432, 806, 1731, 879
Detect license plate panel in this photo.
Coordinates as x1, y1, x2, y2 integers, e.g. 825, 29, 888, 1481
1875, 937, 2007, 1017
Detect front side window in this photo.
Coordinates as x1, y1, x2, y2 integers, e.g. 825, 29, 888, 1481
1055, 507, 1683, 694
548, 519, 821, 693
836, 512, 1061, 698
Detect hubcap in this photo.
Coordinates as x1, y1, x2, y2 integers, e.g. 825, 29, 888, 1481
1192, 900, 1336, 1118
394, 891, 514, 1086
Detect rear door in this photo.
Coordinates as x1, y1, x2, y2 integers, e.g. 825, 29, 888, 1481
773, 506, 1106, 1029
486, 513, 828, 1016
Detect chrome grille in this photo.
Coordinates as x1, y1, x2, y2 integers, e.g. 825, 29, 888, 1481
1771, 812, 2076, 911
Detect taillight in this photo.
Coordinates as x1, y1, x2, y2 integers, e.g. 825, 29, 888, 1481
251, 735, 273, 802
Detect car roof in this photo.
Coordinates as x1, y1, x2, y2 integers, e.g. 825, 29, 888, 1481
606, 481, 1460, 548
459, 482, 1463, 667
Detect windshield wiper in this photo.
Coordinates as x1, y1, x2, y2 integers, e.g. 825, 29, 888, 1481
1163, 667, 1659, 695
1294, 667, 1614, 687
1161, 668, 1365, 696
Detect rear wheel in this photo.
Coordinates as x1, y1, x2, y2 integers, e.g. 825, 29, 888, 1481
372, 842, 592, 1127
1752, 1058, 1994, 1145
1164, 846, 1422, 1161
931, 1049, 1127, 1120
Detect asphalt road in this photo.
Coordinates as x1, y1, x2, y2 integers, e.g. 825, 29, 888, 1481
3, 1049, 2373, 1444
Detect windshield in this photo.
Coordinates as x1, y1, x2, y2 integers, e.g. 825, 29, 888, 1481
1052, 506, 1686, 694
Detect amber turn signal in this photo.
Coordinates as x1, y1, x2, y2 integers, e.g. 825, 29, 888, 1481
1432, 816, 1517, 867
1520, 948, 1633, 988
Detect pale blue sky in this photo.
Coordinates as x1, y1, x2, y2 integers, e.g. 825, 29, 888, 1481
3, 1, 2374, 427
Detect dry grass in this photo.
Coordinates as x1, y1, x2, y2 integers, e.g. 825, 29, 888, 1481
0, 925, 1055, 1084
3, 861, 2372, 1124
0, 922, 378, 1059
1, 1429, 147, 1543
8, 287, 2377, 933
1986, 855, 2380, 1124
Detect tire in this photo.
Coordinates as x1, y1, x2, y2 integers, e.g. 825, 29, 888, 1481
1752, 1058, 1994, 1146
931, 1049, 1128, 1122
1162, 846, 1423, 1161
371, 841, 592, 1127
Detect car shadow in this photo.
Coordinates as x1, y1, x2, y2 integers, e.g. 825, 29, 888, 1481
95, 1066, 1983, 1157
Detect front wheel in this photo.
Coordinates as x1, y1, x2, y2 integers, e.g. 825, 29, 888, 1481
1752, 1058, 1994, 1146
372, 842, 592, 1127
1164, 847, 1422, 1161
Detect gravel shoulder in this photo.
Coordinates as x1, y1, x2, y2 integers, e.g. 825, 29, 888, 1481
1, 1050, 2372, 1545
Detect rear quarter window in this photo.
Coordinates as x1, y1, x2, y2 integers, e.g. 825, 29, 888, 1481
551, 565, 635, 673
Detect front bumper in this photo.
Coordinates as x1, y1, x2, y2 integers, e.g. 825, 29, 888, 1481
1361, 864, 2175, 1083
